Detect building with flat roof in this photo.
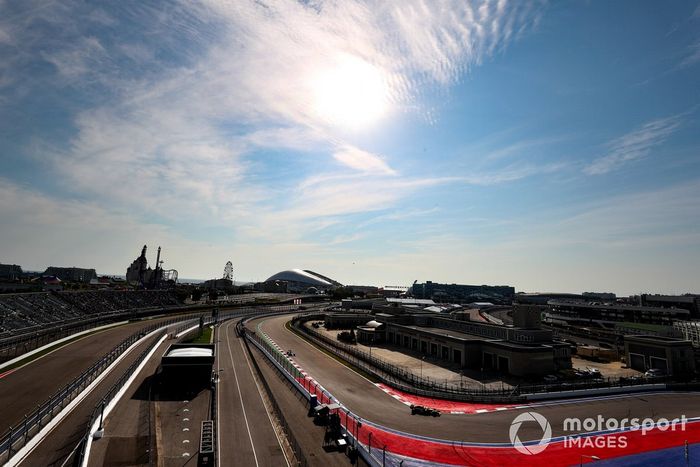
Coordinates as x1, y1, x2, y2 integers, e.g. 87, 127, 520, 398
43, 266, 97, 283
0, 264, 23, 280
160, 343, 215, 381
203, 278, 233, 290
412, 281, 514, 303
382, 315, 570, 377
640, 294, 700, 319
624, 335, 695, 376
546, 299, 691, 326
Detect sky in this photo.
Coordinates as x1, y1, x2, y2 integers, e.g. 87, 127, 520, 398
0, 0, 699, 295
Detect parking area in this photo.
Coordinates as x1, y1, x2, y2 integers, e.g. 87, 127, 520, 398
570, 356, 641, 378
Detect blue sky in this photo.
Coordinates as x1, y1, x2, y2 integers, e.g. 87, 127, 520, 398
0, 0, 699, 294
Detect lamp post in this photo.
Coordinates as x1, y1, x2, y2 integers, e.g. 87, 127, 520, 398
580, 455, 600, 466
420, 356, 425, 379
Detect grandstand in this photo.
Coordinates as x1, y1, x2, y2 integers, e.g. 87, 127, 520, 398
0, 290, 182, 338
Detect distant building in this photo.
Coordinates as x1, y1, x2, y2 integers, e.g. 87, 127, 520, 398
514, 292, 584, 305
0, 263, 23, 280
512, 304, 545, 329
203, 278, 233, 290
125, 245, 172, 288
546, 300, 691, 326
412, 281, 515, 303
640, 294, 700, 319
32, 275, 63, 291
625, 335, 695, 376
347, 285, 379, 295
43, 266, 97, 283
380, 285, 409, 297
582, 292, 617, 301
379, 313, 570, 377
89, 276, 113, 287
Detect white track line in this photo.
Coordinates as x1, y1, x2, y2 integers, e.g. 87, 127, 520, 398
237, 331, 291, 467
81, 333, 167, 467
224, 320, 260, 467
7, 328, 162, 467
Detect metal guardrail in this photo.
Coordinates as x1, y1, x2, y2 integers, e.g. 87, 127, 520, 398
0, 313, 201, 465
0, 303, 304, 465
241, 333, 310, 467
74, 329, 167, 466
0, 301, 299, 364
245, 327, 380, 467
70, 306, 296, 466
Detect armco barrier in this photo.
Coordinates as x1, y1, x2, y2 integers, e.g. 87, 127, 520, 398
0, 308, 259, 465
75, 331, 167, 466
241, 334, 310, 467
0, 313, 198, 465
248, 315, 700, 467
245, 327, 381, 467
73, 307, 297, 466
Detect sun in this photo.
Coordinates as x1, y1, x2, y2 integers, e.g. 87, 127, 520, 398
312, 55, 389, 130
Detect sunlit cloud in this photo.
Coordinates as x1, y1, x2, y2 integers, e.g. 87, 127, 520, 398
332, 145, 396, 175
20, 0, 542, 228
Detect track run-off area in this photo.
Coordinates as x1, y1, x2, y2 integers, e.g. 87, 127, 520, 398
249, 313, 700, 466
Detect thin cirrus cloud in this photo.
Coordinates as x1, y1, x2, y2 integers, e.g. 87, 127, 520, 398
24, 0, 543, 228
332, 145, 396, 175
0, 0, 553, 278
584, 115, 684, 175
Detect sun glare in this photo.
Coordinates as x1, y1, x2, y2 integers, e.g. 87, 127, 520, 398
312, 55, 389, 130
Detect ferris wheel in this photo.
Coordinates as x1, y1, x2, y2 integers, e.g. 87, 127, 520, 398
223, 261, 234, 283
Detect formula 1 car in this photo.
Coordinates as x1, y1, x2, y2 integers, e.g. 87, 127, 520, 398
410, 404, 441, 417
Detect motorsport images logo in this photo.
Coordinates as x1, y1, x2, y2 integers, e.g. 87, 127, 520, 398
509, 412, 552, 455
509, 411, 688, 455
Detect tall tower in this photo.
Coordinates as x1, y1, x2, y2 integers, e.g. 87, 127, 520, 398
223, 261, 233, 283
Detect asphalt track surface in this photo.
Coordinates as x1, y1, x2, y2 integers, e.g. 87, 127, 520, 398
217, 318, 289, 467
15, 331, 163, 467
254, 314, 700, 445
0, 315, 206, 439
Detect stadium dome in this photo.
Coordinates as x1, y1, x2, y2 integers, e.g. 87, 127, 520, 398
265, 269, 336, 288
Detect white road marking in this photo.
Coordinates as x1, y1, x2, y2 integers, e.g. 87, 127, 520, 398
224, 320, 260, 467
238, 333, 292, 467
